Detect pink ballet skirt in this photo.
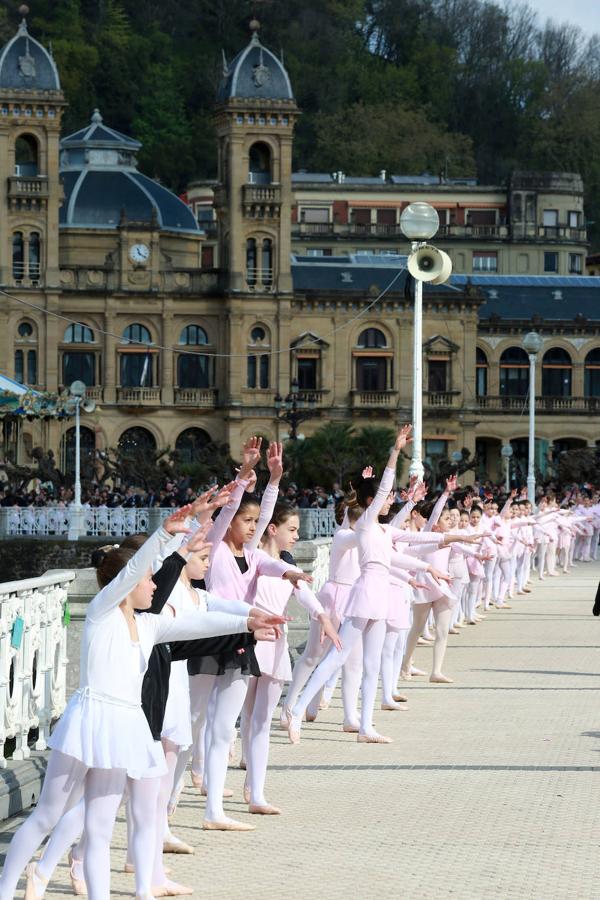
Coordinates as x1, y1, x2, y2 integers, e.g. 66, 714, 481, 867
318, 580, 352, 620
254, 631, 292, 681
48, 687, 167, 780
387, 579, 411, 629
346, 571, 390, 621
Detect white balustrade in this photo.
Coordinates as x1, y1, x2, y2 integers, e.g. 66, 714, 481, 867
0, 570, 74, 767
0, 507, 172, 538
298, 508, 336, 540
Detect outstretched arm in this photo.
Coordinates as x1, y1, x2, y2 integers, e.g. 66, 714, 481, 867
359, 425, 412, 526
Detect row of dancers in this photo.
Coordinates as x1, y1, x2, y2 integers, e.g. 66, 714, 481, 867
0, 426, 598, 899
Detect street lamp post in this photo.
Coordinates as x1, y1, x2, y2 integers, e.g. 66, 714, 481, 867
400, 202, 442, 481
522, 331, 543, 504
274, 378, 318, 440
66, 379, 91, 540
501, 443, 513, 494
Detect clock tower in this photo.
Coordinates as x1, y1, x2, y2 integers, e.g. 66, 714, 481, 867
214, 20, 299, 294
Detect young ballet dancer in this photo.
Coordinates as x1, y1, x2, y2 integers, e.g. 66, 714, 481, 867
240, 501, 341, 814
0, 508, 284, 900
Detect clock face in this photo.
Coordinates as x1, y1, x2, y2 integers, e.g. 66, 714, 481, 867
129, 243, 150, 265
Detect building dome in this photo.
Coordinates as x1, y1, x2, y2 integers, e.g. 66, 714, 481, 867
59, 110, 199, 234
218, 30, 293, 103
0, 17, 61, 92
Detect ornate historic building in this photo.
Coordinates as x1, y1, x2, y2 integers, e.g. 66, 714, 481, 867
0, 16, 599, 484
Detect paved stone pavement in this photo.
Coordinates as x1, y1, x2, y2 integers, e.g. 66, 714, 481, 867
3, 561, 600, 899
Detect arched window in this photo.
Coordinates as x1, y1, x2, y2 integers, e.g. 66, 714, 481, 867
12, 232, 24, 281
476, 347, 488, 397
248, 142, 272, 185
542, 348, 572, 397
247, 326, 270, 389
15, 134, 38, 176
246, 238, 257, 287
584, 348, 600, 398
177, 353, 213, 389
61, 426, 95, 477
355, 328, 391, 391
122, 323, 152, 345
500, 347, 529, 397
64, 323, 94, 343
118, 427, 157, 456
262, 239, 273, 287
358, 328, 387, 349
175, 428, 211, 464
17, 321, 34, 339
179, 325, 208, 346
29, 232, 40, 281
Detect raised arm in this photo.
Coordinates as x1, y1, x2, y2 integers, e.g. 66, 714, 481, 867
246, 441, 283, 551
424, 475, 456, 532
359, 425, 412, 526
87, 506, 192, 622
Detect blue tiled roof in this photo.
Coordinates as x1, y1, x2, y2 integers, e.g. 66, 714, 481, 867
0, 19, 60, 91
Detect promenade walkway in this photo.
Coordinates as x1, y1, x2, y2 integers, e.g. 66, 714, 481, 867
3, 561, 600, 899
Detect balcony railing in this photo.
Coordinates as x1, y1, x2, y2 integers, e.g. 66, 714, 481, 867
174, 388, 218, 408
425, 390, 461, 408
291, 220, 588, 244
117, 387, 161, 405
7, 175, 49, 200
298, 508, 336, 540
243, 184, 281, 205
84, 386, 104, 402
246, 268, 274, 290
477, 395, 600, 413
350, 390, 398, 408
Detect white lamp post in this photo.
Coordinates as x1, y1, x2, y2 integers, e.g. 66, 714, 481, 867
501, 443, 513, 494
400, 202, 440, 480
522, 331, 543, 504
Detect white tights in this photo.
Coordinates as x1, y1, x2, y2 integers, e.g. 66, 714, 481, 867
240, 676, 283, 806
204, 670, 249, 822
0, 751, 86, 899
403, 602, 452, 677
380, 627, 408, 705
291, 617, 387, 737
168, 673, 215, 809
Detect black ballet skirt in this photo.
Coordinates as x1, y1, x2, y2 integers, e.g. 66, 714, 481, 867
186, 572, 261, 678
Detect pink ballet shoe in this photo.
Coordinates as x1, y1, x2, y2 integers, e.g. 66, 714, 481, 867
400, 669, 412, 681
448, 627, 460, 634
283, 707, 301, 744
68, 849, 87, 896
392, 693, 408, 703
248, 803, 281, 815
410, 666, 426, 677
416, 636, 432, 646
381, 702, 408, 711
305, 712, 317, 722
24, 863, 47, 900
191, 771, 203, 788
163, 839, 194, 854
429, 673, 454, 684
357, 732, 393, 744
342, 721, 360, 733
202, 818, 256, 832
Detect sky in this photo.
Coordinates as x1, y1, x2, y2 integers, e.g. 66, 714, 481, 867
505, 0, 600, 34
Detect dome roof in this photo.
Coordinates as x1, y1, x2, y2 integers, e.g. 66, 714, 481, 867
0, 17, 61, 92
218, 31, 293, 103
60, 110, 199, 234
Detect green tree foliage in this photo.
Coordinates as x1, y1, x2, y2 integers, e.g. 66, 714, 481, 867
9, 0, 600, 242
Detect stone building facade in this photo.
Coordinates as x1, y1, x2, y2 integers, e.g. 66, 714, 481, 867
0, 17, 599, 486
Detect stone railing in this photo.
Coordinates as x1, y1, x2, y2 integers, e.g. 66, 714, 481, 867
0, 507, 171, 538
0, 570, 74, 766
298, 508, 336, 540
477, 395, 600, 413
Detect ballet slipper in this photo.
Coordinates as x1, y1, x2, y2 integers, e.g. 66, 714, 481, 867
248, 803, 281, 815
357, 733, 393, 744
380, 702, 408, 711
200, 786, 234, 798
429, 673, 454, 684
202, 819, 256, 832
416, 636, 432, 646
163, 839, 195, 854
319, 699, 330, 710
342, 721, 360, 733
24, 863, 47, 900
283, 707, 301, 744
465, 620, 477, 626
168, 784, 183, 817
523, 587, 532, 593
392, 693, 408, 702
279, 705, 292, 730
400, 669, 412, 681
68, 849, 87, 896
410, 666, 426, 676
494, 603, 512, 609
305, 712, 317, 722
448, 627, 460, 634
153, 880, 194, 896
190, 771, 203, 788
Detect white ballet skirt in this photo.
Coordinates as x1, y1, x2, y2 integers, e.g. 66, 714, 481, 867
49, 686, 166, 780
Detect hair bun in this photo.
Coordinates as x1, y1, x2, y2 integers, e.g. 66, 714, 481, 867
91, 544, 118, 569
